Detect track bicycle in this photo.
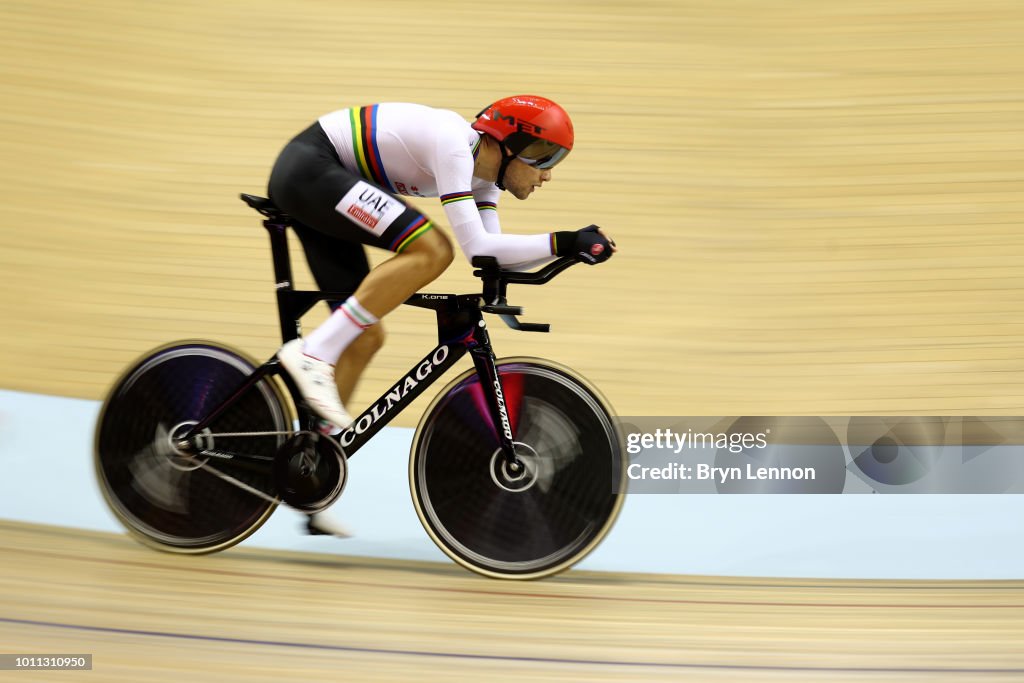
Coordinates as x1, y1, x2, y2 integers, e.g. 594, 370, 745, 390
94, 194, 626, 579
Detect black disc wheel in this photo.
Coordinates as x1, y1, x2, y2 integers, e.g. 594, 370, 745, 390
94, 341, 294, 553
410, 358, 625, 579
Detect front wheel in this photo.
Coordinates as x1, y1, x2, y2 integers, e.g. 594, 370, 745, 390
410, 358, 625, 579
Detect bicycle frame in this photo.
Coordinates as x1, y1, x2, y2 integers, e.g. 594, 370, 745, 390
182, 215, 525, 465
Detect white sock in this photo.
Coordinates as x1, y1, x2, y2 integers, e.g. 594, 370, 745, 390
303, 297, 378, 365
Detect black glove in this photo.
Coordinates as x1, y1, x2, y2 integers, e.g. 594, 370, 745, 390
552, 225, 614, 265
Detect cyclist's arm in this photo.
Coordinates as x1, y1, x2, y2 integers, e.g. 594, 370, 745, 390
470, 183, 558, 271
436, 139, 555, 267
472, 184, 501, 234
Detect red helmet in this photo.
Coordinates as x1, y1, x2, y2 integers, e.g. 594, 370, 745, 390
472, 95, 573, 169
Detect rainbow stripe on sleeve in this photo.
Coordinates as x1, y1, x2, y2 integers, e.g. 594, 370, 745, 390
350, 106, 395, 192
440, 191, 474, 206
475, 201, 497, 212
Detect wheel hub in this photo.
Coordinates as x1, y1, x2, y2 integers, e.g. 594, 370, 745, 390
165, 421, 212, 471
489, 442, 540, 492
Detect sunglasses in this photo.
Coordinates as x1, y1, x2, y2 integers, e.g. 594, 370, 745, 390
515, 139, 570, 169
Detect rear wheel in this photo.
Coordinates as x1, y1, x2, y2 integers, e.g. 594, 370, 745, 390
94, 341, 294, 553
410, 358, 625, 579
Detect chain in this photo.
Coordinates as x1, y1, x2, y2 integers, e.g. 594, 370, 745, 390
195, 461, 281, 505
183, 429, 337, 504
196, 449, 274, 462
196, 430, 297, 439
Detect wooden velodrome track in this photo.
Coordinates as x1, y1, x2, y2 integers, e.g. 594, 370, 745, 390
2, 521, 1022, 682
2, 0, 1023, 680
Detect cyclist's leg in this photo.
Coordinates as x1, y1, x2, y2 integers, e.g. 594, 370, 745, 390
289, 226, 452, 413
349, 228, 453, 317
296, 225, 452, 404
292, 223, 385, 404
336, 325, 385, 405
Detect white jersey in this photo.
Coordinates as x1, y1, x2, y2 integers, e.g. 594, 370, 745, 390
317, 103, 553, 268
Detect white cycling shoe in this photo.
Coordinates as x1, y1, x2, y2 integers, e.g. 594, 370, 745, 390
305, 510, 353, 538
277, 339, 353, 431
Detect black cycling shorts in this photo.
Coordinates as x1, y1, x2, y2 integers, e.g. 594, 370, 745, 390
267, 122, 434, 306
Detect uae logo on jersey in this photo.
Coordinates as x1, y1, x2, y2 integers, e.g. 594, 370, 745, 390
335, 181, 404, 236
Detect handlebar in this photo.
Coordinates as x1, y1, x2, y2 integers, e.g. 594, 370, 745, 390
471, 255, 579, 286
471, 256, 580, 333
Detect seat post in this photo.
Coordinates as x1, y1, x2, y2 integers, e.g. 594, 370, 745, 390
263, 219, 293, 288
263, 219, 300, 342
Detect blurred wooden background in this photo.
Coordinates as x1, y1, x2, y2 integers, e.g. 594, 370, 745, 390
1, 0, 1022, 422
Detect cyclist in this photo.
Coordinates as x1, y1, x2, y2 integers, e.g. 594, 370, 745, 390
268, 95, 615, 532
